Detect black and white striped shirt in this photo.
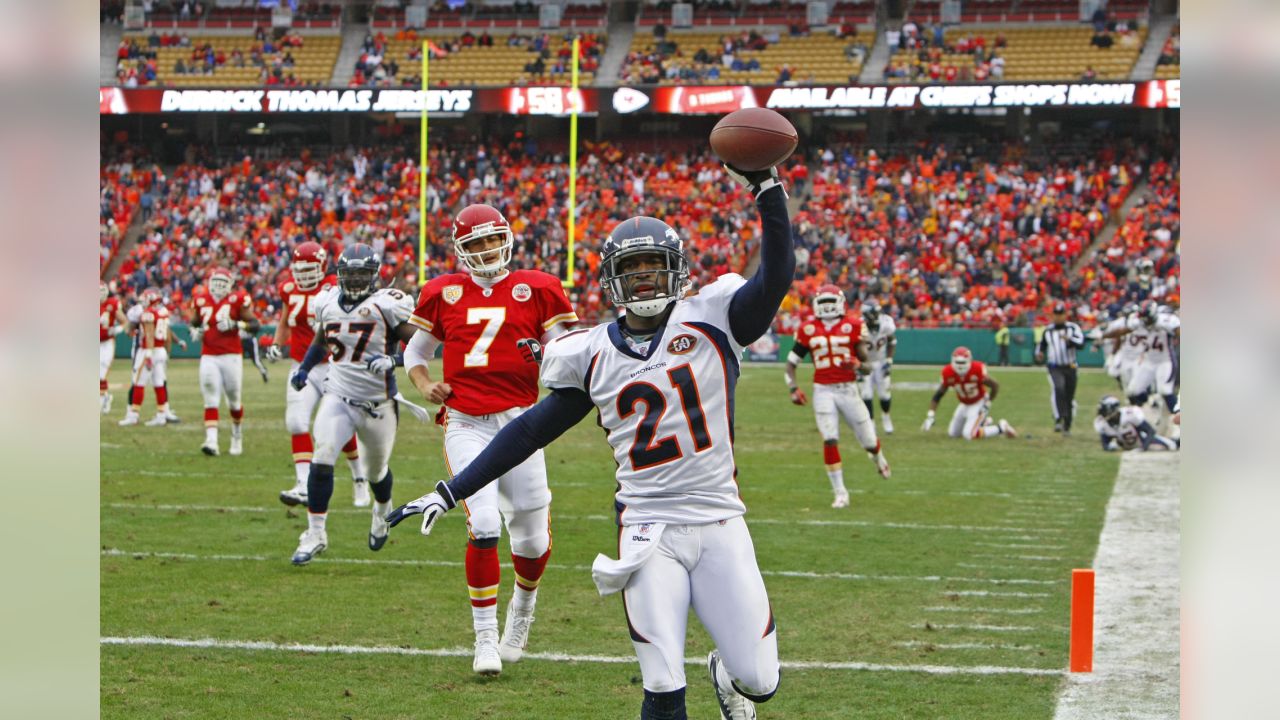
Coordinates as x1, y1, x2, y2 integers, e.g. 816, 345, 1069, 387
1039, 322, 1085, 367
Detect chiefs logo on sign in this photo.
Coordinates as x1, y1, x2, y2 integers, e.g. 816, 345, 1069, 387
667, 334, 697, 355
442, 285, 463, 305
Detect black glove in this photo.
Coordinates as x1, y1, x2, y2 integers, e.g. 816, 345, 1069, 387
516, 338, 543, 365
723, 164, 787, 200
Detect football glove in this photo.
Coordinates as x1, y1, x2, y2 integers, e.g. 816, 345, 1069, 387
856, 365, 870, 380
921, 410, 936, 432
289, 367, 308, 391
108, 325, 123, 337
266, 344, 284, 362
385, 481, 457, 536
516, 338, 543, 365
723, 164, 787, 200
216, 316, 237, 333
789, 388, 808, 406
883, 359, 893, 375
365, 353, 395, 374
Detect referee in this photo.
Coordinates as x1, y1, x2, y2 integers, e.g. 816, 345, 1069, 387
1036, 302, 1086, 435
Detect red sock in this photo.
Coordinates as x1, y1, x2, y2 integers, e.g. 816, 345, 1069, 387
130, 385, 144, 408
823, 444, 841, 465
512, 548, 552, 593
155, 386, 168, 406
291, 433, 314, 463
465, 543, 500, 609
342, 434, 359, 459
230, 407, 244, 424
100, 379, 108, 393
204, 408, 218, 427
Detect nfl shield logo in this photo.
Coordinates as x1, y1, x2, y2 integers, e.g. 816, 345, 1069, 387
512, 283, 532, 302
442, 285, 463, 305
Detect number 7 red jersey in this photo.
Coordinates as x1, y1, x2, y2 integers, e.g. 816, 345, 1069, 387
409, 270, 577, 416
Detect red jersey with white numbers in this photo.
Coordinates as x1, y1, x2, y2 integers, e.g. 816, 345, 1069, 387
193, 286, 251, 356
277, 272, 338, 362
138, 304, 172, 346
410, 270, 577, 416
99, 297, 121, 342
941, 361, 989, 405
794, 314, 863, 384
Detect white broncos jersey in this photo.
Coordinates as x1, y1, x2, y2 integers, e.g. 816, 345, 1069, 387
1094, 406, 1149, 449
1108, 315, 1143, 364
1125, 312, 1180, 363
313, 286, 414, 402
861, 315, 897, 363
541, 274, 748, 526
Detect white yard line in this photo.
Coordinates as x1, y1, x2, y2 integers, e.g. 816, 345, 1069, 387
102, 548, 1061, 586
943, 590, 1051, 598
100, 635, 1062, 676
929, 624, 1039, 632
895, 641, 1040, 652
1053, 453, 1180, 720
924, 607, 1045, 615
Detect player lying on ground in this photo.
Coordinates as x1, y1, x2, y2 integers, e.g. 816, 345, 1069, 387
387, 165, 792, 720
1094, 395, 1178, 451
923, 347, 1017, 440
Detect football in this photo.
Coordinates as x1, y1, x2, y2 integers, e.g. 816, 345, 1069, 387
709, 108, 799, 172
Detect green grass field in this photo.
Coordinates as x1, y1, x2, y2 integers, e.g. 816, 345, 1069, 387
101, 360, 1122, 719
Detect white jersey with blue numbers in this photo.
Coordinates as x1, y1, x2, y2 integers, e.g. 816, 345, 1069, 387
1125, 312, 1180, 363
1094, 406, 1149, 450
313, 286, 414, 402
861, 315, 896, 363
540, 274, 748, 526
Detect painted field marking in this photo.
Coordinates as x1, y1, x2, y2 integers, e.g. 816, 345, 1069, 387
942, 590, 1051, 599
895, 641, 1040, 652
923, 607, 1044, 615
100, 635, 1063, 676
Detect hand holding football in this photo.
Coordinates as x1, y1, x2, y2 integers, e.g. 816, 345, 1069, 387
710, 108, 799, 172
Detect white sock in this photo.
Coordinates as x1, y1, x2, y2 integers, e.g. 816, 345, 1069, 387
232, 423, 243, 440
473, 605, 498, 634
347, 457, 363, 481
981, 424, 1002, 438
826, 467, 845, 494
294, 461, 310, 487
374, 500, 391, 518
205, 427, 218, 444
307, 512, 327, 534
512, 586, 538, 613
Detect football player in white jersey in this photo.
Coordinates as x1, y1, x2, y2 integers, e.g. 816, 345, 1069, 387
1104, 300, 1180, 417
857, 299, 897, 433
287, 244, 417, 565
387, 165, 792, 720
1101, 304, 1142, 393
1094, 396, 1177, 451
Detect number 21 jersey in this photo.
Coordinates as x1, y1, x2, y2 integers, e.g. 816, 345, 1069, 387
540, 274, 747, 526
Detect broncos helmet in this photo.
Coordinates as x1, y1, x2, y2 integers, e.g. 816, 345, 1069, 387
1098, 395, 1122, 426
599, 216, 689, 318
1137, 299, 1158, 326
862, 298, 882, 330
336, 244, 381, 303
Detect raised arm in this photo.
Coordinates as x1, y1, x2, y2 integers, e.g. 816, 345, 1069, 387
725, 174, 794, 346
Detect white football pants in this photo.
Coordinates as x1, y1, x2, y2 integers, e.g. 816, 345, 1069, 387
812, 382, 879, 450
1127, 358, 1176, 397
312, 393, 396, 481
130, 348, 169, 387
100, 340, 115, 381
622, 516, 779, 697
199, 354, 243, 411
857, 361, 892, 403
948, 401, 991, 439
285, 361, 332, 434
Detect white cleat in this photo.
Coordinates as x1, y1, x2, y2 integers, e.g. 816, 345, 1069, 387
201, 441, 219, 456
882, 414, 894, 434
499, 601, 535, 663
999, 419, 1018, 439
118, 413, 139, 427
831, 491, 850, 509
101, 393, 113, 415
165, 411, 181, 424
473, 629, 502, 676
279, 485, 308, 507
352, 478, 371, 508
291, 528, 327, 566
229, 434, 243, 456
709, 650, 757, 720
368, 508, 389, 551
144, 415, 168, 427
875, 455, 892, 479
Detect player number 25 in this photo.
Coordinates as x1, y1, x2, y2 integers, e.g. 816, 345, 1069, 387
465, 307, 506, 368
809, 335, 850, 369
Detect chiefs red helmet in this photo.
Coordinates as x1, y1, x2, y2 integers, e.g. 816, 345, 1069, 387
291, 241, 328, 290
950, 346, 973, 375
452, 204, 513, 277
812, 284, 846, 320
207, 268, 234, 300
100, 281, 109, 304
141, 287, 162, 306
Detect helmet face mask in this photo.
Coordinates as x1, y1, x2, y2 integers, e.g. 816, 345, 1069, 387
950, 347, 972, 375
1098, 395, 1122, 426
100, 282, 109, 304
142, 287, 161, 306
862, 299, 881, 328
453, 204, 513, 277
812, 285, 845, 320
600, 217, 689, 318
336, 244, 381, 303
208, 271, 233, 301
291, 241, 328, 290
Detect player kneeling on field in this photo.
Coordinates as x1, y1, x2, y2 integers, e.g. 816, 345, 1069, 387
1094, 395, 1178, 452
923, 347, 1017, 440
387, 163, 791, 720
287, 244, 418, 566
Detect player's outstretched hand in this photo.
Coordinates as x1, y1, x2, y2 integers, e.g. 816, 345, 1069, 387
516, 338, 544, 365
365, 353, 395, 374
289, 368, 308, 391
789, 388, 808, 406
883, 359, 893, 375
266, 344, 284, 362
385, 481, 457, 536
921, 410, 936, 432
722, 164, 786, 200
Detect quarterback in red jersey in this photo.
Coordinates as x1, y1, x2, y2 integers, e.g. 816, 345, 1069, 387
783, 285, 890, 508
192, 268, 260, 456
403, 203, 577, 675
99, 282, 127, 414
267, 242, 367, 507
923, 347, 1018, 440
119, 288, 181, 427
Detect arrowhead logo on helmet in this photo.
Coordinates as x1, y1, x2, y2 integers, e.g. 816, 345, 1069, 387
453, 204, 513, 277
